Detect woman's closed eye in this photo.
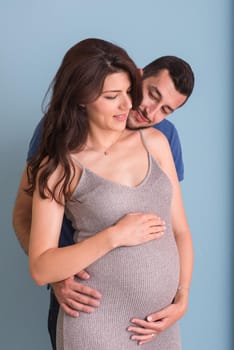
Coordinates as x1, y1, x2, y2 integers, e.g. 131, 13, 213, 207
104, 95, 118, 100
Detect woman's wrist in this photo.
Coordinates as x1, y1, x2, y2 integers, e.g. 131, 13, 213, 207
174, 284, 190, 311
104, 225, 120, 249
177, 284, 190, 293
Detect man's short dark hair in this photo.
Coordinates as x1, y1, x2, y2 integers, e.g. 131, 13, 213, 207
143, 56, 194, 102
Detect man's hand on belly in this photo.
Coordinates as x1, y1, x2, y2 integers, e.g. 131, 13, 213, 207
51, 271, 102, 318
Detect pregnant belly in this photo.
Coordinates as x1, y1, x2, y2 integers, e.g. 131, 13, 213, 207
78, 233, 180, 316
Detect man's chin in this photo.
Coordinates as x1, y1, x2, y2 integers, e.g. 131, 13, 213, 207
127, 119, 152, 130
127, 113, 154, 130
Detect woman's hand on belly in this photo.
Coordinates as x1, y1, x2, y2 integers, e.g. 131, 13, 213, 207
111, 212, 166, 248
127, 289, 189, 345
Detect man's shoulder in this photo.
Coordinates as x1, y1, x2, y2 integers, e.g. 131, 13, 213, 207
153, 120, 184, 181
153, 119, 180, 143
153, 119, 177, 135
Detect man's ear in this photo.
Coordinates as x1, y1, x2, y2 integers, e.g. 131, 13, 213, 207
138, 68, 143, 77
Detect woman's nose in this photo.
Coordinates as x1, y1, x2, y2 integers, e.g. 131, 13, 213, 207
121, 94, 132, 110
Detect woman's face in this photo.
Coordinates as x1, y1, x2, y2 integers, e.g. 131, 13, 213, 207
85, 71, 132, 131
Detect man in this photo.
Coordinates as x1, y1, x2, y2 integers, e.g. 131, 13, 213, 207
13, 55, 194, 349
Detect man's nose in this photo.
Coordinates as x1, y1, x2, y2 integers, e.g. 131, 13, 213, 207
141, 102, 161, 120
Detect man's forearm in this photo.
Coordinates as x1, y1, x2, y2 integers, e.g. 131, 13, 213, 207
13, 208, 31, 255
12, 166, 33, 255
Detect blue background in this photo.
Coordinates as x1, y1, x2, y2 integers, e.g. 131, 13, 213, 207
0, 0, 232, 349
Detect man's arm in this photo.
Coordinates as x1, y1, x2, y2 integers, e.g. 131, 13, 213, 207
13, 165, 32, 254
13, 118, 44, 252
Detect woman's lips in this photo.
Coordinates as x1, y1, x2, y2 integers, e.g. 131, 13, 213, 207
113, 114, 128, 122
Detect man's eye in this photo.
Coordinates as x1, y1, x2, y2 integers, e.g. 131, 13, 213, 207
149, 92, 159, 101
161, 108, 169, 115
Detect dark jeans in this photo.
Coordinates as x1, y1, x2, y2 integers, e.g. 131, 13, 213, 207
48, 290, 59, 350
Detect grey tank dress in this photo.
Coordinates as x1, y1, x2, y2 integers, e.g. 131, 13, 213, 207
57, 131, 181, 350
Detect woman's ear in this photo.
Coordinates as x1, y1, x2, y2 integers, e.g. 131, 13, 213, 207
78, 104, 86, 112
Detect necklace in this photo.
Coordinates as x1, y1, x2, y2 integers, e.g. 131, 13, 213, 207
85, 130, 125, 156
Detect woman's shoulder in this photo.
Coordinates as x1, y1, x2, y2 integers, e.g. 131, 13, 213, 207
139, 127, 172, 169
141, 127, 170, 149
126, 127, 165, 140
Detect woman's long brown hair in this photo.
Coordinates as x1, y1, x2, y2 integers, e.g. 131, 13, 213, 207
26, 38, 142, 203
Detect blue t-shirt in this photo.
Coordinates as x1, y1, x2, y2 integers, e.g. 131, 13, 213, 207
27, 118, 184, 247
153, 119, 184, 182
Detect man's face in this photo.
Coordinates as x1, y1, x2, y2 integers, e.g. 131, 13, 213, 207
127, 69, 187, 129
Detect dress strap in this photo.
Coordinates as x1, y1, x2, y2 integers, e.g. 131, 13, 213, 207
70, 155, 84, 170
138, 129, 150, 152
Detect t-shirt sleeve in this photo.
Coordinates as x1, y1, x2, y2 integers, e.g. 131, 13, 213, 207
169, 126, 184, 181
27, 118, 43, 161
153, 121, 184, 181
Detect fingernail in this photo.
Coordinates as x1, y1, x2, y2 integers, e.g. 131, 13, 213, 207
147, 316, 152, 321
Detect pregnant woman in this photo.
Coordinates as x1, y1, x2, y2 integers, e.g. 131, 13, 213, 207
27, 38, 193, 349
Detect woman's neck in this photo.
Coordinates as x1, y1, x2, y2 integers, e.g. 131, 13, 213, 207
86, 128, 127, 156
